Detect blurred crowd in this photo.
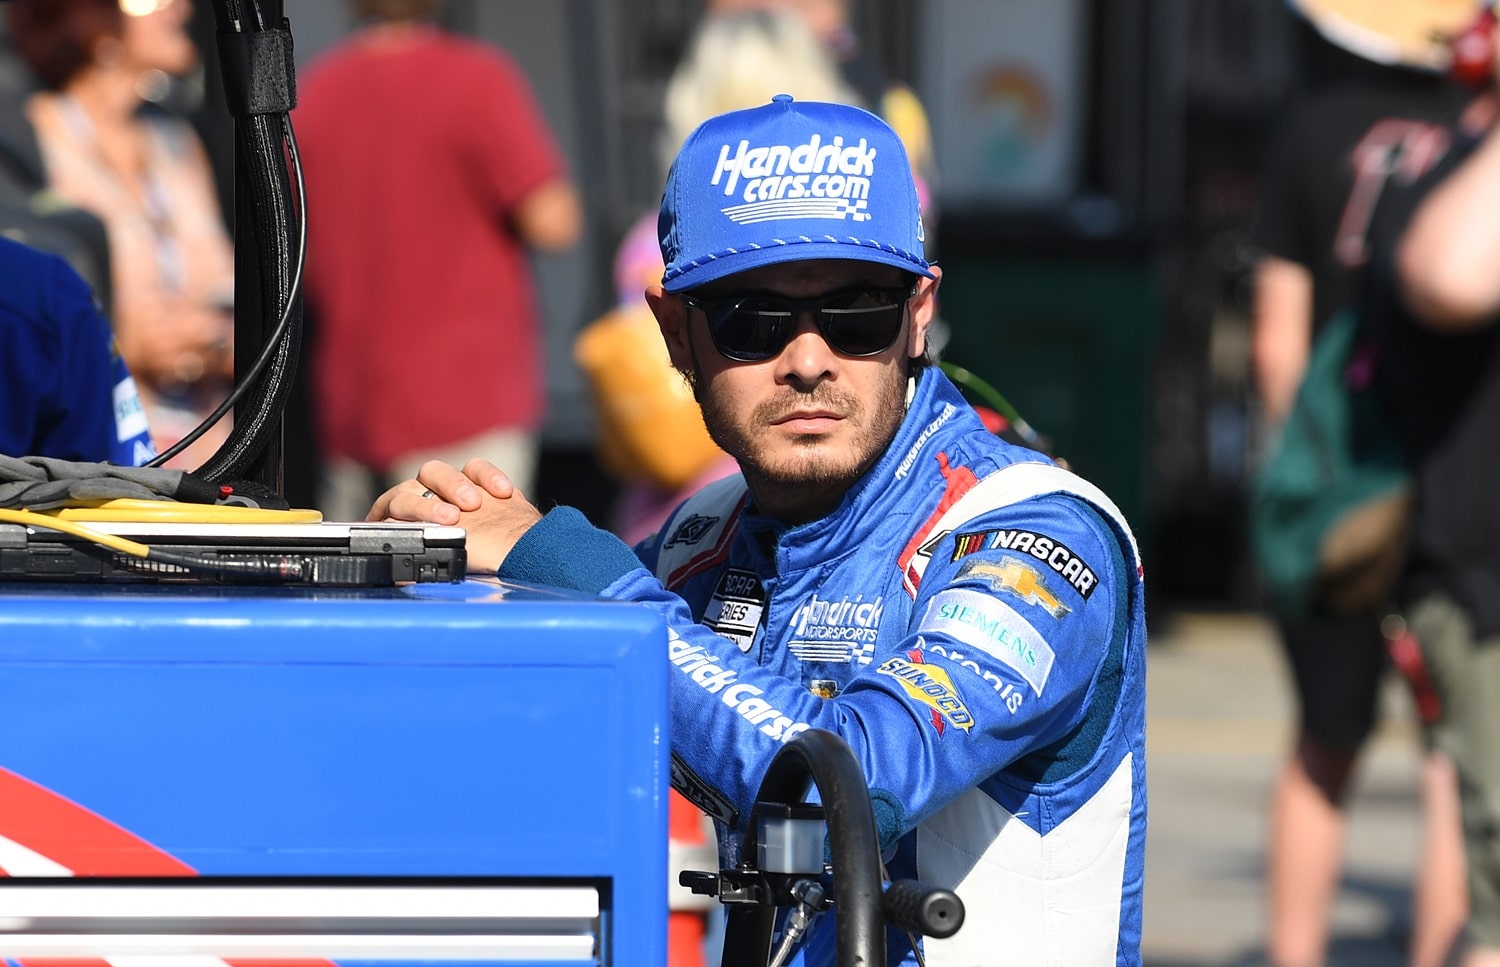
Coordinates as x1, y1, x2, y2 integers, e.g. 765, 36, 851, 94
5, 1, 1500, 965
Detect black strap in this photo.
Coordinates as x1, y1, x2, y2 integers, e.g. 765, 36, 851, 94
216, 21, 297, 117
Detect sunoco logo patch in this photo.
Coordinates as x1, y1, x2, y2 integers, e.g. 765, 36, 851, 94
877, 650, 974, 736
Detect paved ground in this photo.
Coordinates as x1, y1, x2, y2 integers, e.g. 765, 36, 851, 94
1144, 610, 1427, 967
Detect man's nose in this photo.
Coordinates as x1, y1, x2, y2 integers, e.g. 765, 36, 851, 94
778, 312, 836, 377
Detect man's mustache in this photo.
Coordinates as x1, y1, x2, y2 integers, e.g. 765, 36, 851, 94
753, 388, 863, 425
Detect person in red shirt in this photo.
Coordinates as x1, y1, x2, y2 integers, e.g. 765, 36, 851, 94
295, 0, 581, 521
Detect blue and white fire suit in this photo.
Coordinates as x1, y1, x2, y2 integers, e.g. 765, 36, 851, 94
499, 366, 1148, 966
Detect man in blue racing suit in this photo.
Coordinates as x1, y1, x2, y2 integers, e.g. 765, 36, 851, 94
374, 95, 1148, 966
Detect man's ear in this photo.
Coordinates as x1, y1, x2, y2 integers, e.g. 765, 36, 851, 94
645, 285, 693, 372
906, 265, 942, 360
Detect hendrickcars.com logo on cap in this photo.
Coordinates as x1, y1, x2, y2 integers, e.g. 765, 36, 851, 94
658, 94, 933, 292
711, 132, 878, 224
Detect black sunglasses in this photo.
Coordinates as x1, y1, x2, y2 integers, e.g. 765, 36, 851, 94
681, 284, 917, 362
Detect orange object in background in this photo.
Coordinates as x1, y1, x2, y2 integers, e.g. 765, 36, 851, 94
668, 790, 716, 967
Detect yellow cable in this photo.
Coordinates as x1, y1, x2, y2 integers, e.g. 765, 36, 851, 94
0, 508, 152, 558
44, 499, 323, 524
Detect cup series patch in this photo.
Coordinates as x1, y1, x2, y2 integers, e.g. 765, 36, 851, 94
918, 587, 1056, 696
703, 568, 764, 652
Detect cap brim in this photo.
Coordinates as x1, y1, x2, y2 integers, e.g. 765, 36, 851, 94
662, 239, 934, 293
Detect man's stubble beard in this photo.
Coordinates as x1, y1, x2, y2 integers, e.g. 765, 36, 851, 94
685, 345, 912, 514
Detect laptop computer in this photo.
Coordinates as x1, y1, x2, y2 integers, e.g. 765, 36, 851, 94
0, 519, 468, 587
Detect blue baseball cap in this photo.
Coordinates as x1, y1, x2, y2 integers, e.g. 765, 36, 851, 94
658, 94, 933, 293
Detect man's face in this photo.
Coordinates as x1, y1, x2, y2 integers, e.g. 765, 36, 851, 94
648, 258, 941, 522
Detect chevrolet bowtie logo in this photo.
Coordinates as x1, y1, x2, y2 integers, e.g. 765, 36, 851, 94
957, 558, 1070, 619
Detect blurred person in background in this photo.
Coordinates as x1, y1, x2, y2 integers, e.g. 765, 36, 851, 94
295, 0, 581, 522
6, 0, 236, 471
660, 5, 864, 171
703, 0, 936, 224
773, 0, 936, 216
1365, 21, 1500, 964
1249, 3, 1477, 965
1, 234, 156, 465
574, 212, 738, 549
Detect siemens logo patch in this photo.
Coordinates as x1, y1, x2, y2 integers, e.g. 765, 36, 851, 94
670, 630, 810, 743
919, 587, 1055, 696
712, 134, 877, 223
953, 528, 1098, 599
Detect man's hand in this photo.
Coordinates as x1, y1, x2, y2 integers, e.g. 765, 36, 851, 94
369, 459, 543, 573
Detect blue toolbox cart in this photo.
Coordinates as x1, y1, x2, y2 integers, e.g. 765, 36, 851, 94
0, 579, 668, 967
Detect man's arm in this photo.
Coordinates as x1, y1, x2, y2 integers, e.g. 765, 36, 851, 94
468, 49, 582, 255
1252, 254, 1315, 425
1397, 110, 1500, 331
1392, 55, 1500, 335
511, 176, 582, 253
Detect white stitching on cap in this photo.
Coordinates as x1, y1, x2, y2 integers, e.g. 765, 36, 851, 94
663, 236, 929, 282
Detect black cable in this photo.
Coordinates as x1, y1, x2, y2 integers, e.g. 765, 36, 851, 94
146, 115, 306, 470
147, 0, 303, 486
134, 547, 309, 581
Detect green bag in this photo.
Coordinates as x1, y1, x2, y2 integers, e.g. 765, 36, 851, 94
1249, 309, 1413, 619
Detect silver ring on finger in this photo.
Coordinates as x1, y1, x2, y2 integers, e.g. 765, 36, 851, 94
420, 488, 436, 499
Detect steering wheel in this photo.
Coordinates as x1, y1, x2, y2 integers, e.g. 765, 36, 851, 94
680, 729, 964, 967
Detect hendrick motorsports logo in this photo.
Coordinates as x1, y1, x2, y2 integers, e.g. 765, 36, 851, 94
712, 134, 876, 224
787, 592, 884, 665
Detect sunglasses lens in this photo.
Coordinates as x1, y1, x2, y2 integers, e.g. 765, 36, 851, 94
700, 286, 911, 361
820, 291, 906, 356
712, 301, 794, 361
